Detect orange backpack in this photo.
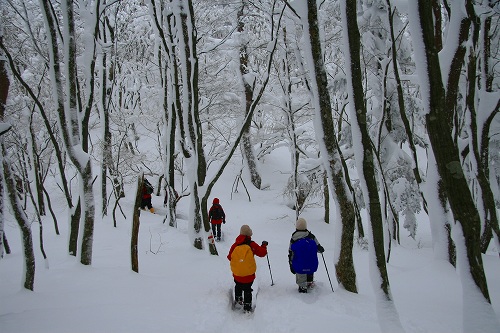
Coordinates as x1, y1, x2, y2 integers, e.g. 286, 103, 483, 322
230, 244, 256, 277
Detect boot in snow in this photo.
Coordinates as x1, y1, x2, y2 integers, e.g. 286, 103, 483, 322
243, 303, 252, 312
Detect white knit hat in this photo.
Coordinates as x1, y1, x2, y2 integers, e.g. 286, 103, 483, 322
240, 224, 253, 236
296, 218, 307, 230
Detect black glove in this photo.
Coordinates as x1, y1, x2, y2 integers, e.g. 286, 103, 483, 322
223, 220, 226, 224
288, 252, 295, 274
317, 245, 325, 253
261, 241, 268, 246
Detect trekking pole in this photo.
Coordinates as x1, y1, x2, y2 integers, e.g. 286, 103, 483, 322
321, 252, 334, 292
266, 254, 275, 286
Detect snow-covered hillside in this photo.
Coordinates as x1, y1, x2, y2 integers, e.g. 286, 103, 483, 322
1, 148, 499, 333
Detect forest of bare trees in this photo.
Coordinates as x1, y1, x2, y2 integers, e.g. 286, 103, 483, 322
0, 0, 498, 329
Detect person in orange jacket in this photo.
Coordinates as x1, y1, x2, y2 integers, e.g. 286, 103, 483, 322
227, 225, 268, 312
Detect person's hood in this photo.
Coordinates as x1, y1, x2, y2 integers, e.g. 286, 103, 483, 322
235, 234, 251, 244
291, 230, 310, 241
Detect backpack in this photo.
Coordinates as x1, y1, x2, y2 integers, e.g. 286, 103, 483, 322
290, 237, 319, 274
210, 205, 224, 220
144, 180, 154, 195
230, 243, 256, 277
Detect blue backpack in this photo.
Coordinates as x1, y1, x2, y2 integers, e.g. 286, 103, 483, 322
290, 237, 318, 274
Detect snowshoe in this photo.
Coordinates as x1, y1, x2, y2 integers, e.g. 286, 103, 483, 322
243, 303, 253, 313
229, 289, 243, 310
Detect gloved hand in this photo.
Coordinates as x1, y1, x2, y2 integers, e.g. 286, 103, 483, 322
261, 240, 268, 246
317, 245, 325, 253
223, 220, 226, 224
288, 252, 295, 274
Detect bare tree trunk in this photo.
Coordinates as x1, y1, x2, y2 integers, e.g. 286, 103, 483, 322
100, 7, 119, 218
343, 0, 392, 300
0, 29, 8, 259
28, 114, 45, 216
174, 0, 211, 251
304, 0, 357, 293
43, 187, 60, 235
386, 0, 423, 185
40, 0, 97, 265
280, 24, 304, 219
412, 0, 493, 308
238, 0, 262, 190
101, 47, 110, 218
463, 4, 500, 254
2, 232, 10, 256
131, 176, 143, 273
323, 171, 330, 224
2, 146, 35, 290
69, 199, 81, 256
162, 5, 179, 227
342, 0, 403, 330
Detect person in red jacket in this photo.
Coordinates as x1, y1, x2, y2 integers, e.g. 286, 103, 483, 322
227, 225, 268, 312
141, 179, 155, 213
208, 198, 225, 241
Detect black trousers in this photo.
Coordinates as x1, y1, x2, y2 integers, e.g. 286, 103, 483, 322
141, 197, 152, 209
211, 223, 221, 238
234, 280, 253, 305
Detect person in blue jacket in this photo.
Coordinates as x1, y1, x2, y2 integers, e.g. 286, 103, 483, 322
288, 218, 324, 293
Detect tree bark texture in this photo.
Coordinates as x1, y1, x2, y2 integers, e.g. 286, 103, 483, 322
416, 0, 491, 302
0, 32, 8, 259
2, 146, 35, 290
131, 176, 143, 273
343, 0, 391, 298
238, 0, 262, 190
306, 0, 357, 293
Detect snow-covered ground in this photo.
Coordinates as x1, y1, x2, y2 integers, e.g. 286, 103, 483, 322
1, 148, 499, 333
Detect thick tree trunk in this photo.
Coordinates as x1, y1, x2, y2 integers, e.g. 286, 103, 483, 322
80, 164, 96, 265
40, 0, 97, 264
69, 199, 81, 256
463, 5, 500, 254
342, 1, 404, 330
414, 0, 491, 303
175, 0, 217, 253
305, 0, 357, 293
343, 0, 391, 299
153, 3, 180, 228
2, 147, 35, 290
